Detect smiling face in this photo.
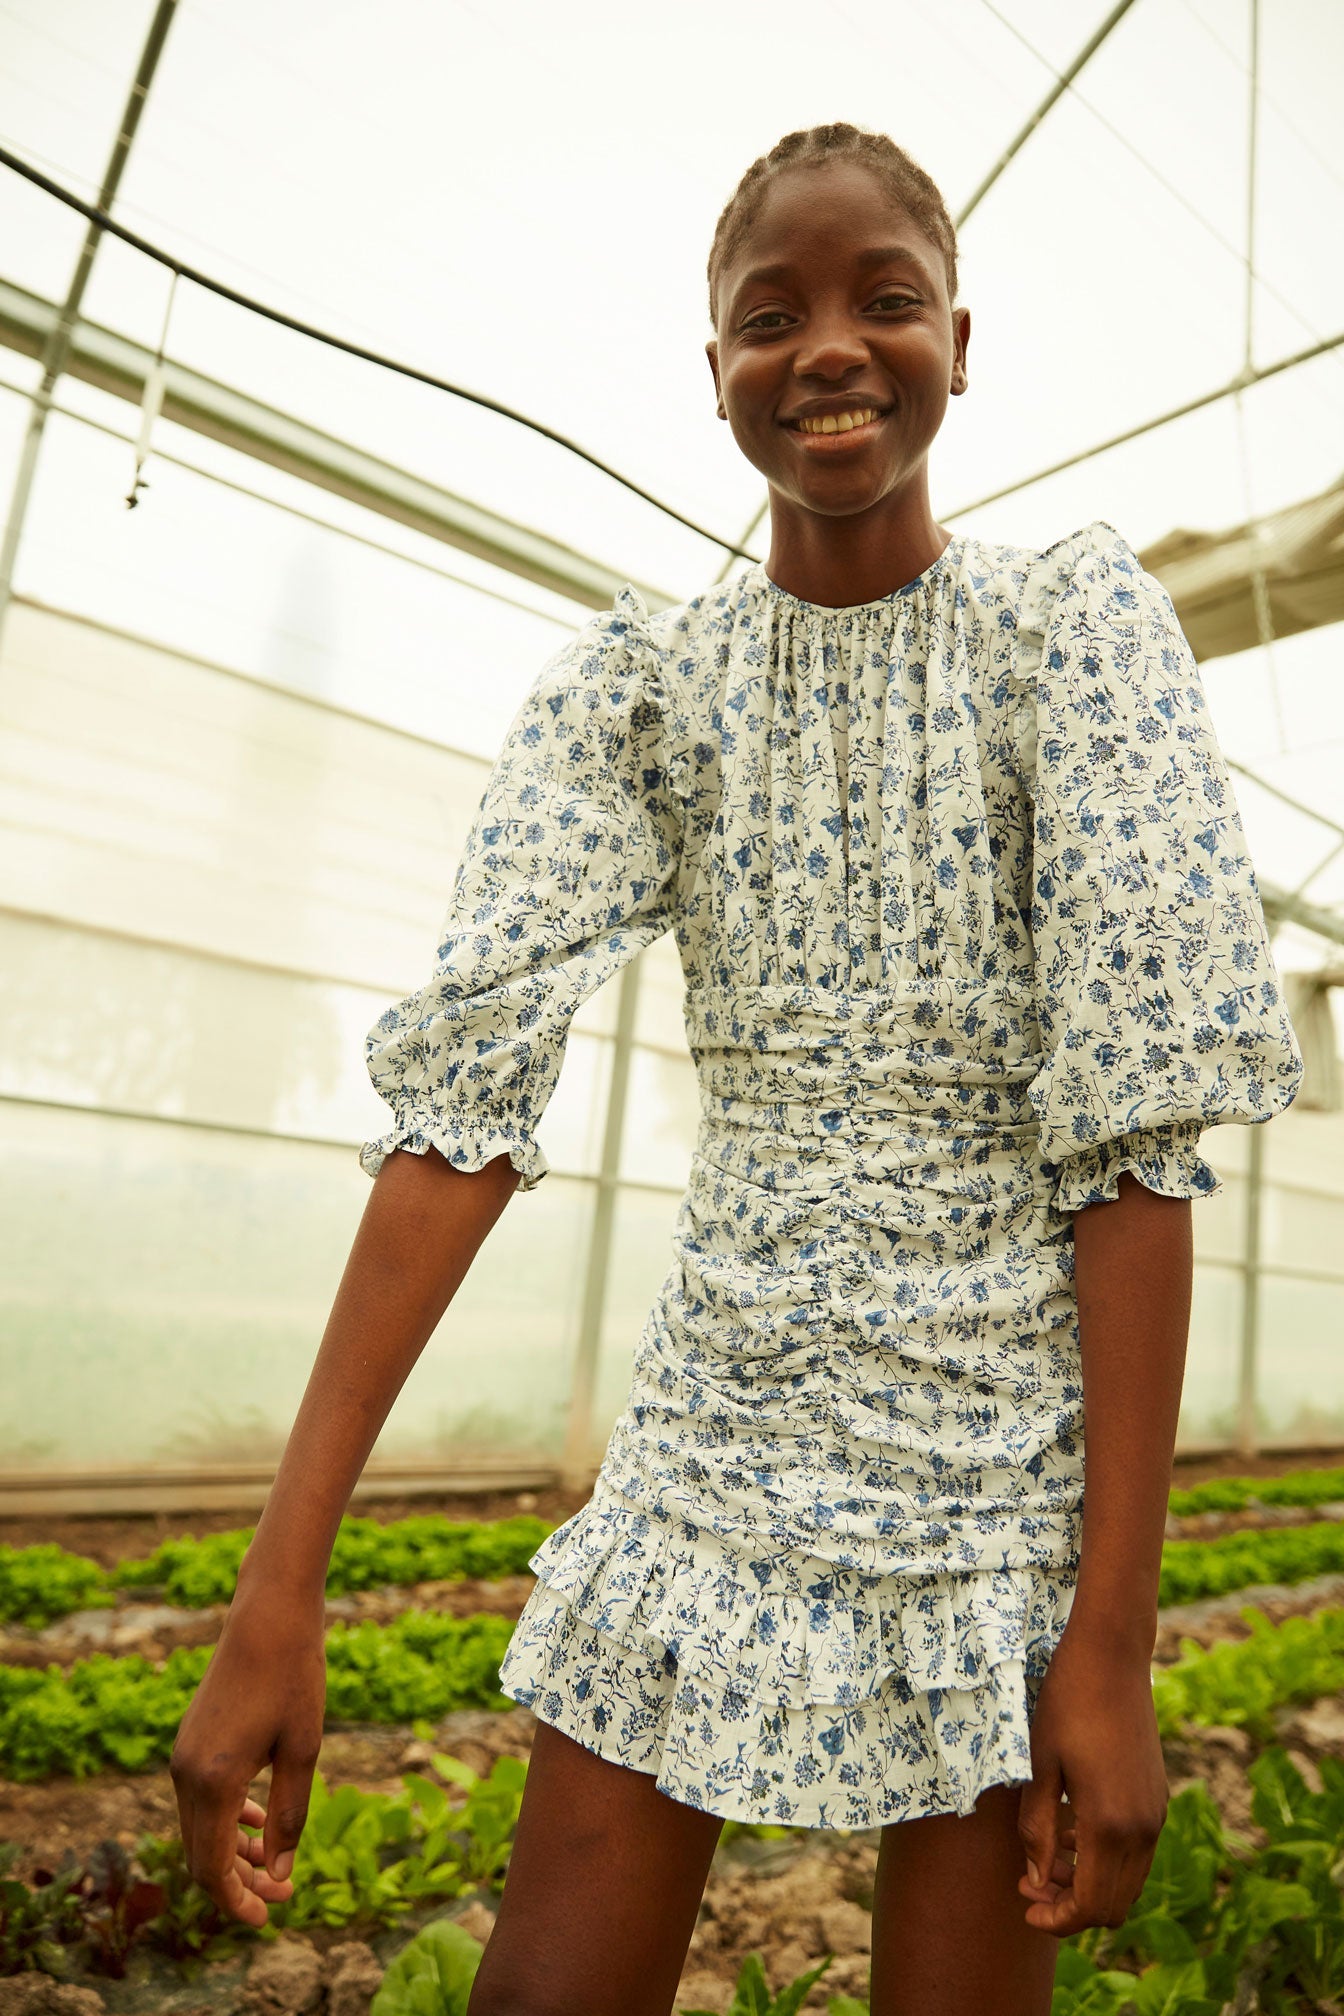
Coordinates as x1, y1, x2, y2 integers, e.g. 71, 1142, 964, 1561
706, 158, 970, 558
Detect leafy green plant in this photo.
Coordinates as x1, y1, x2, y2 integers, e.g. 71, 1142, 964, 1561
113, 1513, 552, 1610
0, 1843, 84, 1977
1152, 1605, 1344, 1741
0, 1610, 517, 1780
401, 1728, 526, 1893
266, 1754, 522, 1934
133, 1833, 237, 1963
0, 1546, 113, 1629
679, 1950, 838, 2015
1168, 1466, 1344, 1518
0, 1513, 555, 1628
1049, 1753, 1344, 2010
8, 1467, 1344, 1631
68, 1841, 167, 1979
369, 1916, 484, 2015
1158, 1520, 1344, 1606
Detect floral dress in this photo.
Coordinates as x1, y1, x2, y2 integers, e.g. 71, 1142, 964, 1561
360, 520, 1304, 1830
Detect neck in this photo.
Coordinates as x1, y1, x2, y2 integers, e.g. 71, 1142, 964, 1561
763, 485, 950, 609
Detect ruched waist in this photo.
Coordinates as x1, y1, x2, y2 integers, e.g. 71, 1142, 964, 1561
684, 979, 1047, 1171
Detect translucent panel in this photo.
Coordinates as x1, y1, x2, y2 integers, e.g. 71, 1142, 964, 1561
1251, 1274, 1344, 1443
1215, 641, 1344, 894
0, 1101, 593, 1473
1264, 1101, 1344, 1200
14, 410, 582, 756
1177, 1264, 1246, 1445
0, 165, 88, 304
633, 929, 691, 1054
0, 0, 153, 299
587, 1185, 688, 1462
0, 599, 505, 986
1183, 1166, 1247, 1270
1264, 1178, 1344, 1282
0, 910, 616, 1184
619, 1046, 699, 1191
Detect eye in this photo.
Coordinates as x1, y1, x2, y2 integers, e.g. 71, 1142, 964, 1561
743, 310, 791, 332
871, 292, 919, 311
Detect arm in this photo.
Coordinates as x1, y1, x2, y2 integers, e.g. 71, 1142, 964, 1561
170, 1144, 520, 1925
173, 591, 687, 1924
1067, 1173, 1193, 1654
1017, 1172, 1190, 1938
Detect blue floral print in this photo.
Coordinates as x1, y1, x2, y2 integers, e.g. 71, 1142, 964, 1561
361, 520, 1304, 1828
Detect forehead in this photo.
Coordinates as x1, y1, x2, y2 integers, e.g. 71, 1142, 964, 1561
723, 162, 942, 303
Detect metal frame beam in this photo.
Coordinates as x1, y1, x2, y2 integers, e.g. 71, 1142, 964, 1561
0, 277, 674, 616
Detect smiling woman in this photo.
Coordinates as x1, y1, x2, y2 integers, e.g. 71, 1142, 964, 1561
702, 127, 969, 610
165, 115, 1305, 2016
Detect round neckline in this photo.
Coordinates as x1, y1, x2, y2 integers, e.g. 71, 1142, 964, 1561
755, 533, 961, 615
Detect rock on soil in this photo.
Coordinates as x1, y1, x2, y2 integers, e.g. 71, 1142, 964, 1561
241, 1938, 323, 2015
0, 1982, 106, 2015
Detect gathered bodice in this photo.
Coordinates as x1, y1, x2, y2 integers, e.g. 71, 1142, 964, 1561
665, 539, 1035, 1000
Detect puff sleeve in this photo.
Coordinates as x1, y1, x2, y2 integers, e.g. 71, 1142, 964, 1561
359, 586, 692, 1192
1011, 520, 1305, 1216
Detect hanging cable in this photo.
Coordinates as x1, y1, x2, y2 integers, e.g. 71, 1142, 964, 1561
0, 140, 761, 562
125, 264, 176, 509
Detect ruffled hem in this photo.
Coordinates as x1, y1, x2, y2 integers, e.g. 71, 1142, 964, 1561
1047, 1118, 1224, 1213
358, 1101, 549, 1190
498, 1575, 1071, 1829
518, 1489, 1076, 1711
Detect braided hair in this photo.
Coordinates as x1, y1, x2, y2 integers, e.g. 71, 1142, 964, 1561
707, 123, 959, 331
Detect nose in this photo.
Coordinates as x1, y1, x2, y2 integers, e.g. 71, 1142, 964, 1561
793, 307, 871, 382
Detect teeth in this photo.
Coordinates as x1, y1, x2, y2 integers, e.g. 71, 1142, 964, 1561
797, 408, 878, 434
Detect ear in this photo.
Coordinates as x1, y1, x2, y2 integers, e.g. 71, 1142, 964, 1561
950, 306, 971, 396
705, 338, 727, 420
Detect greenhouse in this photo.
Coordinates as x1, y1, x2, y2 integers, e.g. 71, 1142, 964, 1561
2, 0, 1343, 2011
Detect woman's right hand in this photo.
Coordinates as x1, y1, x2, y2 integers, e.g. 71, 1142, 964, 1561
170, 1581, 327, 1926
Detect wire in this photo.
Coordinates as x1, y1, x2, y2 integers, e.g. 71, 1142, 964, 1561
0, 140, 761, 563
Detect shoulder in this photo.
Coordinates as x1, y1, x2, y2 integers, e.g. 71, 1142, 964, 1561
1002, 519, 1188, 696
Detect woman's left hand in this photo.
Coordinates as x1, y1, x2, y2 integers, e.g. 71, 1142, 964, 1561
1015, 1623, 1169, 1938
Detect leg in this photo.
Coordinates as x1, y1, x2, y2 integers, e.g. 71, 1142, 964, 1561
869, 1781, 1060, 2016
466, 1718, 727, 2016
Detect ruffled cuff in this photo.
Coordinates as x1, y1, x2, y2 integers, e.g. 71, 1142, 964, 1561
358, 1098, 551, 1191
1045, 1118, 1223, 1214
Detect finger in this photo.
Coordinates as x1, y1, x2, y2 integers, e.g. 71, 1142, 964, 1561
190, 1787, 271, 1929
1030, 1819, 1128, 1939
262, 1741, 319, 1884
1018, 1756, 1065, 1891
234, 1853, 294, 1905
240, 1797, 266, 1831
